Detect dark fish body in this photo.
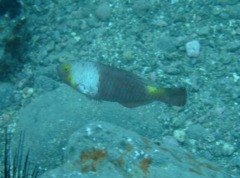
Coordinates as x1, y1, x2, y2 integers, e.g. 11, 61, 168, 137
97, 63, 150, 102
57, 60, 187, 107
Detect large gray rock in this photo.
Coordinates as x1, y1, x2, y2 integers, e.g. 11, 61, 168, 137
40, 121, 227, 178
13, 84, 162, 171
13, 84, 230, 177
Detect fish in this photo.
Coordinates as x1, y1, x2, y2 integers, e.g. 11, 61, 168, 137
57, 60, 187, 108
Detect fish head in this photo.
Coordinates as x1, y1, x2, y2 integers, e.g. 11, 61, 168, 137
57, 60, 100, 97
57, 63, 75, 86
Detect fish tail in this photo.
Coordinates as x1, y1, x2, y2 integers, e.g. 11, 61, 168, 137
146, 86, 187, 106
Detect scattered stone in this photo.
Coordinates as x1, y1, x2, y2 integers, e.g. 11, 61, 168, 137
227, 40, 240, 52
185, 40, 201, 58
226, 4, 240, 19
204, 134, 216, 143
173, 129, 186, 143
197, 26, 210, 36
155, 36, 177, 53
22, 87, 34, 98
122, 49, 134, 62
222, 142, 235, 156
211, 6, 223, 16
186, 124, 206, 140
230, 155, 240, 167
46, 41, 55, 52
133, 0, 150, 15
95, 2, 112, 21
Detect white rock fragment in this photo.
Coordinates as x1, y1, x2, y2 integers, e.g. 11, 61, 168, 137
127, 138, 132, 142
222, 142, 235, 156
86, 127, 92, 136
233, 72, 240, 82
173, 130, 186, 143
22, 87, 34, 98
185, 40, 200, 57
73, 36, 81, 42
133, 150, 140, 159
97, 124, 102, 129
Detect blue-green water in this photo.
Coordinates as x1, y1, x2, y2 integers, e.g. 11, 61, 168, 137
0, 0, 239, 177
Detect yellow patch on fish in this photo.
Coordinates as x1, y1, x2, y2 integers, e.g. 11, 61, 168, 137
146, 86, 165, 97
57, 64, 74, 86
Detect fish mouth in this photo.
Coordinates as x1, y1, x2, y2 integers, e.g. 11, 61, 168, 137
57, 64, 71, 83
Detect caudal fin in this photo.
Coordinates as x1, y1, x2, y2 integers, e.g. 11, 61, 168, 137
159, 88, 187, 106
146, 86, 187, 106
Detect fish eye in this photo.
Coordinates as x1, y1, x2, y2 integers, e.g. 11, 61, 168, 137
63, 65, 70, 72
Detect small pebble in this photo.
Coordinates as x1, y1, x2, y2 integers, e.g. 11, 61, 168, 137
173, 129, 186, 143
185, 40, 200, 58
222, 142, 235, 156
95, 2, 112, 21
22, 87, 34, 98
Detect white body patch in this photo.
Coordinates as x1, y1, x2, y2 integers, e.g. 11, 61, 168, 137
71, 61, 99, 97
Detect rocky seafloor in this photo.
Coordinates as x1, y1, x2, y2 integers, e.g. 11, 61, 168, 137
0, 0, 240, 177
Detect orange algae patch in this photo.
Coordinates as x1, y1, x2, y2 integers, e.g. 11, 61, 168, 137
125, 143, 133, 152
79, 148, 107, 173
139, 158, 152, 173
110, 143, 133, 170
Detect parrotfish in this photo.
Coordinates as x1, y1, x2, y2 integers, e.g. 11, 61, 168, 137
57, 60, 187, 108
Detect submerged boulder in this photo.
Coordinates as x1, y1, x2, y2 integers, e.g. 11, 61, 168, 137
12, 84, 165, 171
40, 121, 227, 178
